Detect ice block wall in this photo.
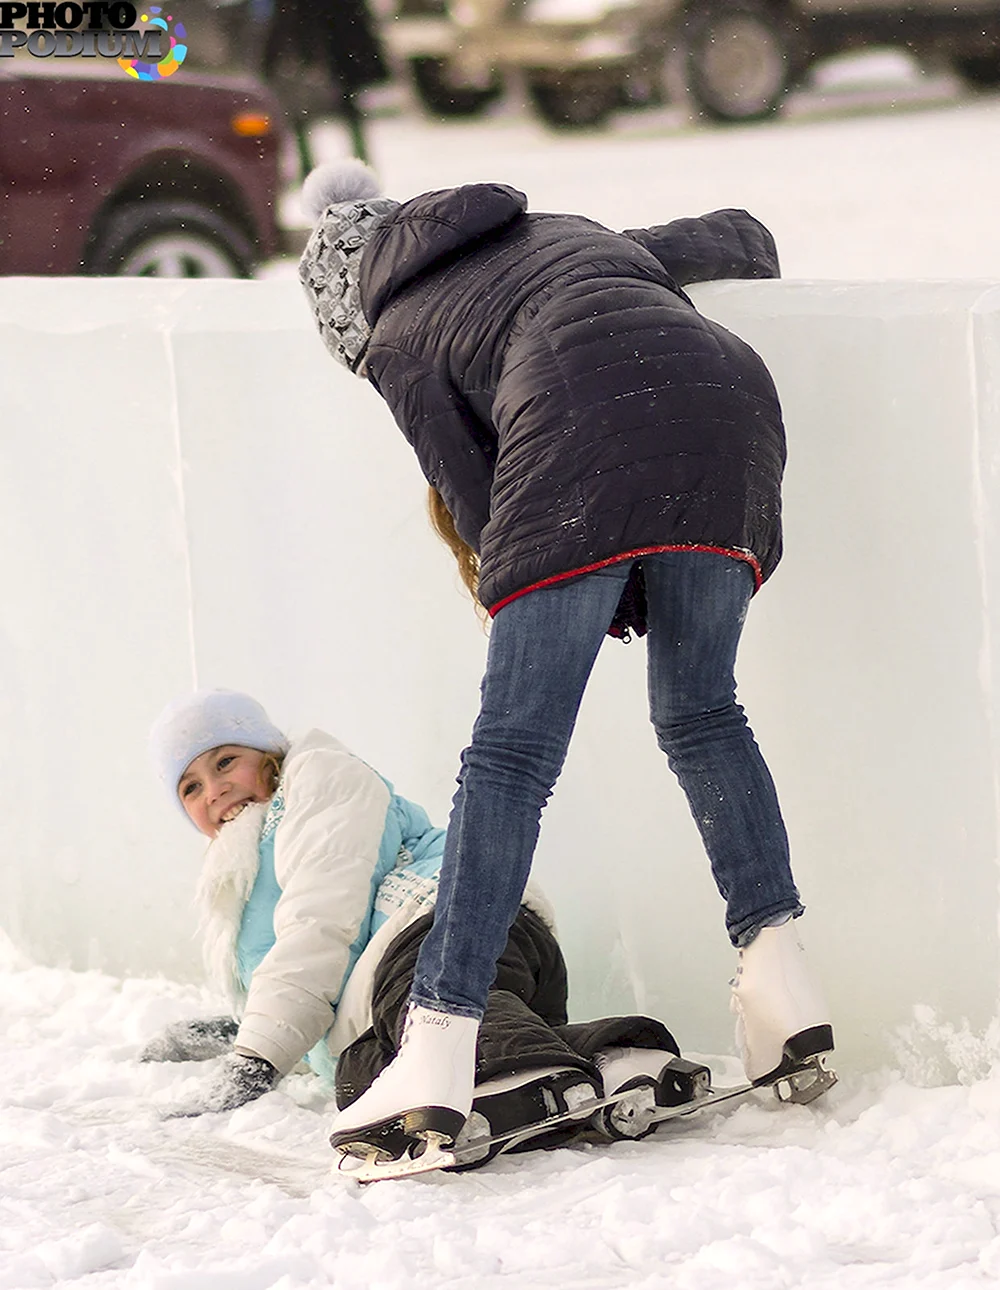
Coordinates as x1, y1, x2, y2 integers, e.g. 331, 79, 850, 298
2, 277, 998, 1072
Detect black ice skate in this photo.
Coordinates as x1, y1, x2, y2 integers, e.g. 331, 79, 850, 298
449, 1065, 605, 1170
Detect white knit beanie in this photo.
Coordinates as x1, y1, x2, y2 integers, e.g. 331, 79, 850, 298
149, 689, 289, 804
298, 160, 400, 375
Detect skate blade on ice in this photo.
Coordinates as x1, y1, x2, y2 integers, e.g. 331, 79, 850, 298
335, 1130, 457, 1183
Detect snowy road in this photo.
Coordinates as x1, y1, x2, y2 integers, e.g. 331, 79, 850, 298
294, 55, 1000, 282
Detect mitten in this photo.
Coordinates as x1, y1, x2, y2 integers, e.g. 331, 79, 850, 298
138, 1016, 239, 1063
161, 1053, 279, 1119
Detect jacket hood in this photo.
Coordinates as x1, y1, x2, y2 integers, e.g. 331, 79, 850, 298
359, 183, 528, 320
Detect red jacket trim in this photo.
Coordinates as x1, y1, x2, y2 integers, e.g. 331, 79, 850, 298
487, 545, 764, 617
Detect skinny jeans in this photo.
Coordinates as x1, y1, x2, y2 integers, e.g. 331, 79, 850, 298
410, 550, 803, 1020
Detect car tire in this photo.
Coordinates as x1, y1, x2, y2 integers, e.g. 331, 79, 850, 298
85, 200, 256, 278
526, 69, 620, 129
955, 53, 1000, 89
409, 56, 504, 117
680, 0, 797, 122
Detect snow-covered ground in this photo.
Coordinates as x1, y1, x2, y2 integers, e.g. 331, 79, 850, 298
7, 72, 1000, 1289
6, 932, 1000, 1290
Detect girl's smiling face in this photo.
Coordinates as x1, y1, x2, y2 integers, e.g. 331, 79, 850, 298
177, 745, 274, 838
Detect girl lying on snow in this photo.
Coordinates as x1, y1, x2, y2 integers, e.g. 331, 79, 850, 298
140, 687, 680, 1167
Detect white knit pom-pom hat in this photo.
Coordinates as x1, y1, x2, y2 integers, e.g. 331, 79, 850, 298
301, 160, 383, 222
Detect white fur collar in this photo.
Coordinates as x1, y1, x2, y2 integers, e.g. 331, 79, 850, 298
195, 801, 268, 1007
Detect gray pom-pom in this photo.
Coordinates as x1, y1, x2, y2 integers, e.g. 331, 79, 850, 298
302, 160, 382, 221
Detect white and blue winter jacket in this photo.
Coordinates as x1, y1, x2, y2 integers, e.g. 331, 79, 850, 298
196, 730, 444, 1081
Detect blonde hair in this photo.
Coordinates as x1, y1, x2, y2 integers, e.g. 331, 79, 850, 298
427, 487, 487, 622
260, 751, 285, 795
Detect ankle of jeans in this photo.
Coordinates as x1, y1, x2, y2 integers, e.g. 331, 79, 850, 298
731, 902, 804, 949
408, 992, 484, 1022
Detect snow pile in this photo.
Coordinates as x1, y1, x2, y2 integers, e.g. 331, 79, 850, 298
4, 957, 1000, 1289
892, 1006, 1000, 1089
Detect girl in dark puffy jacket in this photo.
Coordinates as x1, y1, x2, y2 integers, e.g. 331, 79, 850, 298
298, 161, 834, 1166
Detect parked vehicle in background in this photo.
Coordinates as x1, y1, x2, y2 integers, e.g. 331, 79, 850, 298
0, 61, 288, 277
387, 0, 633, 128
384, 0, 1000, 127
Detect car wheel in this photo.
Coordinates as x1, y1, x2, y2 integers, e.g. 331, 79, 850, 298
409, 56, 504, 117
86, 201, 256, 278
955, 53, 1000, 89
681, 0, 796, 122
526, 69, 620, 129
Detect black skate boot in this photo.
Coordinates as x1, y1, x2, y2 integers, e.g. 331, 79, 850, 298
447, 1065, 604, 1170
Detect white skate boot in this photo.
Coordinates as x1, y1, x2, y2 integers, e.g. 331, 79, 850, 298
731, 920, 834, 1089
329, 1003, 478, 1158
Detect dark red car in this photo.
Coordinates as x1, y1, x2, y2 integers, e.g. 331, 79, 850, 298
0, 61, 289, 276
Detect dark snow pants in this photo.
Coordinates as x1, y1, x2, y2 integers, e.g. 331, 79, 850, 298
335, 905, 679, 1109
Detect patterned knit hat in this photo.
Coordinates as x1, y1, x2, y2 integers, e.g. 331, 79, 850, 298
149, 689, 289, 803
298, 160, 400, 375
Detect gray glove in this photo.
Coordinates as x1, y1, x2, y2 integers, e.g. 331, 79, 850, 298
161, 1052, 279, 1119
139, 1016, 239, 1063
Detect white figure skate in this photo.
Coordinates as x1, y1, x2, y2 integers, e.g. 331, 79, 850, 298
731, 919, 835, 1090
329, 1004, 478, 1161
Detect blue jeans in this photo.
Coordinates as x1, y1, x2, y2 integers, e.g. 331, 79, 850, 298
411, 551, 803, 1020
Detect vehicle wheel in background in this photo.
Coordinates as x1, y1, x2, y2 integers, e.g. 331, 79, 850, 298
526, 68, 620, 128
954, 53, 1000, 89
409, 56, 504, 116
681, 0, 797, 121
85, 201, 256, 278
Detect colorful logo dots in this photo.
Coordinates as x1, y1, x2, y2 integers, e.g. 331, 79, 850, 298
118, 5, 187, 81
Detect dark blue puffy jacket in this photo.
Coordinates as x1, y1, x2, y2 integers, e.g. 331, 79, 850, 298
358, 184, 786, 633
